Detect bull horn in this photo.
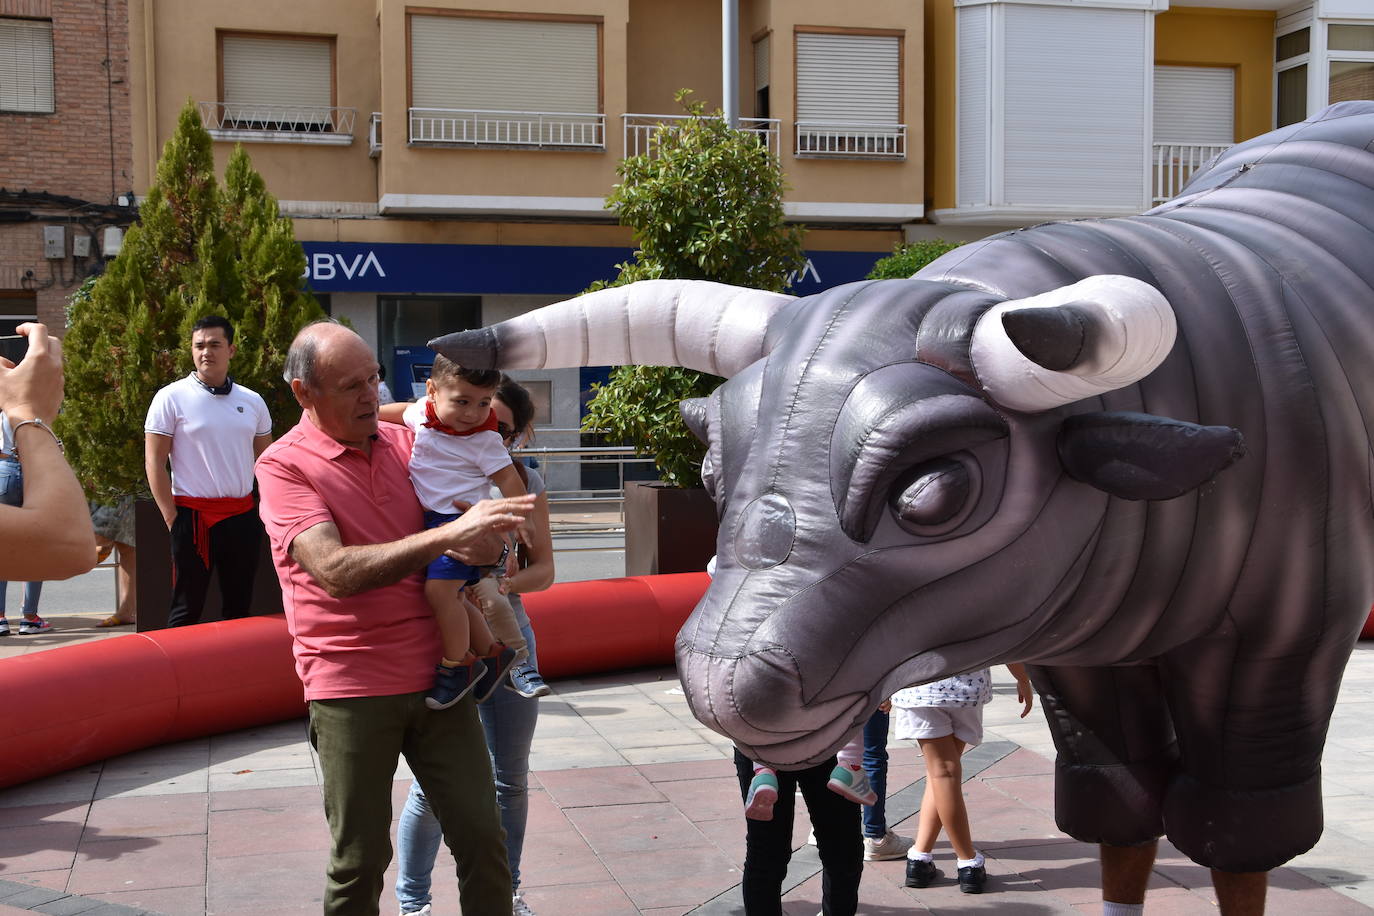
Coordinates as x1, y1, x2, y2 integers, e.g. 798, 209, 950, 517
969, 275, 1176, 412
428, 279, 797, 378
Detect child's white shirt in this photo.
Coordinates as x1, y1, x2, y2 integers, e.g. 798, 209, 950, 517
402, 398, 513, 514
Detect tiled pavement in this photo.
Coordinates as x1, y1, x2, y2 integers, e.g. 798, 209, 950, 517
1, 616, 1372, 914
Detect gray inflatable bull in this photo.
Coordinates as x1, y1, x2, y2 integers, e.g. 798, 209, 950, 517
433, 102, 1374, 873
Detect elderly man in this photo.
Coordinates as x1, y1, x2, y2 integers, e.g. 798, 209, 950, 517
256, 320, 533, 916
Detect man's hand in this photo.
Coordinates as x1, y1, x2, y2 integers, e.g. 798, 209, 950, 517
0, 323, 64, 425
442, 495, 536, 566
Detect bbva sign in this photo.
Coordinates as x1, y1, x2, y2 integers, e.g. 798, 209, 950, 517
302, 250, 387, 282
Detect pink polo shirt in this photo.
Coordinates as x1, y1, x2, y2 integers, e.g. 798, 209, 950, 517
256, 415, 440, 700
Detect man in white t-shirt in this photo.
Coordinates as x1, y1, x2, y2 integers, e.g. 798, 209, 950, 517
144, 316, 273, 627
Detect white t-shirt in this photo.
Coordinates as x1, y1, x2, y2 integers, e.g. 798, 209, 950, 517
402, 397, 513, 514
144, 374, 271, 498
891, 669, 993, 709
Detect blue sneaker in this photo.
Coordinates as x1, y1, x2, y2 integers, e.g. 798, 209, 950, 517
507, 662, 551, 699
474, 643, 522, 703
426, 658, 486, 710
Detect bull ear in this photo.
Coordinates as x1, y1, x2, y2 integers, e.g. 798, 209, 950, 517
680, 398, 710, 444
1058, 411, 1245, 500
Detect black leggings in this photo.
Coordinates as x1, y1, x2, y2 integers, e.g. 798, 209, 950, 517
733, 749, 863, 915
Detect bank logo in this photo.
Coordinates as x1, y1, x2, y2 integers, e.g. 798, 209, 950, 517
303, 251, 387, 282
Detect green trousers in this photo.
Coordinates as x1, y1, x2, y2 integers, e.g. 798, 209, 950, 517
308, 692, 512, 915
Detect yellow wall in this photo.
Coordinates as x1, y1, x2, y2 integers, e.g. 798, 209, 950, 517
924, 0, 955, 214
1155, 7, 1275, 143
627, 0, 721, 114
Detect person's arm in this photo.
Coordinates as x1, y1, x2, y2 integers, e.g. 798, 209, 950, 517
1006, 663, 1034, 718
288, 494, 536, 599
503, 489, 554, 595
253, 433, 273, 459
0, 323, 97, 580
378, 402, 407, 425
144, 433, 177, 529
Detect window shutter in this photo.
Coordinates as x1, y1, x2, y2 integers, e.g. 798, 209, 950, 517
1154, 66, 1234, 144
753, 33, 770, 92
796, 32, 899, 124
957, 6, 990, 207
222, 35, 332, 112
410, 15, 599, 114
0, 18, 53, 113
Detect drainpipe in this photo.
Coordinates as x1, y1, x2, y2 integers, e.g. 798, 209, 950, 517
722, 0, 738, 127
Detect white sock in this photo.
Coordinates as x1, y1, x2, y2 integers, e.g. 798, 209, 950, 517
907, 850, 933, 863
956, 851, 985, 869
1102, 904, 1144, 916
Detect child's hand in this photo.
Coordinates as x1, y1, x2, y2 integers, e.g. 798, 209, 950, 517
496, 575, 512, 595
878, 698, 892, 714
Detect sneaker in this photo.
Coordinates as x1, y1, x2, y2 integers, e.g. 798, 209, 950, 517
826, 763, 878, 805
474, 643, 524, 703
512, 892, 536, 916
864, 829, 914, 861
744, 770, 779, 821
905, 857, 938, 888
507, 662, 552, 699
399, 905, 431, 916
18, 616, 51, 635
0, 618, 9, 637
957, 863, 987, 894
426, 658, 486, 710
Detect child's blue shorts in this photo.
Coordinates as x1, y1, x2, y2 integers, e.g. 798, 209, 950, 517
423, 510, 481, 585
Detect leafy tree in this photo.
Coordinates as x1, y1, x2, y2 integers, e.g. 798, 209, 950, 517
583, 91, 807, 487
58, 101, 325, 502
867, 239, 963, 279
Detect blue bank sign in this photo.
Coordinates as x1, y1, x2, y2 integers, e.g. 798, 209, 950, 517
300, 242, 886, 297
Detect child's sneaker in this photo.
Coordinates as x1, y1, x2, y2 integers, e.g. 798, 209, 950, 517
474, 643, 523, 703
744, 769, 778, 821
0, 618, 9, 637
507, 662, 551, 699
864, 829, 914, 861
18, 616, 51, 635
957, 863, 986, 894
827, 763, 877, 805
426, 658, 486, 710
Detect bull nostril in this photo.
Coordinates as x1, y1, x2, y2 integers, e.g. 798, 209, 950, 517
735, 492, 795, 570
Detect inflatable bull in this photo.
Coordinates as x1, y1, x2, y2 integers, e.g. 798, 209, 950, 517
433, 103, 1374, 874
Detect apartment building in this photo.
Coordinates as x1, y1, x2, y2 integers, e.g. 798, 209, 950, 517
0, 0, 135, 357
126, 0, 923, 451
919, 0, 1374, 240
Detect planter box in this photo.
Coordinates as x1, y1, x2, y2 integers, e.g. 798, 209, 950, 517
624, 481, 719, 577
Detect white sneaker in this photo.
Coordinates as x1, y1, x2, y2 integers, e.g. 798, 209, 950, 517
513, 893, 536, 916
864, 828, 915, 861
826, 763, 878, 805
399, 906, 431, 916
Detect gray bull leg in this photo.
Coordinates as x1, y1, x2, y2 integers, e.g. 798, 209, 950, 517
1028, 663, 1175, 848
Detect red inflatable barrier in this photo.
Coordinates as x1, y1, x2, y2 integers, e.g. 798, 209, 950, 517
1364, 605, 1374, 639
0, 573, 708, 791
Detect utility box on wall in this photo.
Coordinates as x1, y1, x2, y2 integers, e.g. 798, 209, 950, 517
43, 226, 65, 259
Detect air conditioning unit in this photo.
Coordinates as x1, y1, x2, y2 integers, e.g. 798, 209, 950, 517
102, 226, 124, 258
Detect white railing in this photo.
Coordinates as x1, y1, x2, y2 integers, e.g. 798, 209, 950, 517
1152, 142, 1231, 205
795, 121, 906, 159
198, 101, 356, 143
622, 113, 780, 158
368, 112, 382, 157
408, 108, 605, 149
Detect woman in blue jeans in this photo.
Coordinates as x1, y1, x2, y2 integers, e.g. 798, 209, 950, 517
0, 418, 47, 637
396, 378, 554, 916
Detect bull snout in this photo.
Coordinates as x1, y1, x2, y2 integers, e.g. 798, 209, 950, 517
677, 640, 866, 769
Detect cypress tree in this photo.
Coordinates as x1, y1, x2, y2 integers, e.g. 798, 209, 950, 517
59, 101, 325, 502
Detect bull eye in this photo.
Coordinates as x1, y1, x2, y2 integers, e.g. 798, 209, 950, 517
889, 458, 973, 532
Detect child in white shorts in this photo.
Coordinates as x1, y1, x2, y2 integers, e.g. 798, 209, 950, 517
893, 665, 1033, 895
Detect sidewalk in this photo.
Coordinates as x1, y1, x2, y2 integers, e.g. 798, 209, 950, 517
0, 578, 1371, 912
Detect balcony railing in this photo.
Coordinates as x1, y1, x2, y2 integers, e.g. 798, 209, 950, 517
622, 113, 780, 158
198, 102, 356, 145
795, 121, 906, 159
1152, 142, 1231, 205
368, 112, 382, 157
408, 108, 605, 150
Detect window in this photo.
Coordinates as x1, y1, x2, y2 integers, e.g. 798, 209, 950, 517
408, 13, 603, 149
1153, 66, 1235, 204
1328, 24, 1374, 105
794, 29, 904, 158
0, 18, 53, 114
212, 32, 343, 135
1275, 25, 1309, 128
753, 33, 770, 119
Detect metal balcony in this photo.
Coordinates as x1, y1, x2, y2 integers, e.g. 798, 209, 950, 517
1152, 142, 1231, 205
408, 108, 605, 150
198, 102, 356, 145
795, 121, 906, 159
622, 113, 780, 158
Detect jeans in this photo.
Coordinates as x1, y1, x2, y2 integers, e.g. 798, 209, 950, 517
733, 749, 863, 916
396, 617, 540, 911
0, 459, 42, 618
308, 691, 510, 916
861, 708, 890, 838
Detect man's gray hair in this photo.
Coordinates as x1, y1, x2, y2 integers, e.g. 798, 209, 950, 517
282, 318, 344, 388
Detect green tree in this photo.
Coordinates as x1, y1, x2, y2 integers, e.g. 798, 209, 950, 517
58, 101, 325, 502
866, 239, 963, 280
582, 91, 807, 487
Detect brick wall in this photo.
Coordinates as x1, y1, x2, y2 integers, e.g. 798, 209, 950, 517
0, 0, 133, 331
